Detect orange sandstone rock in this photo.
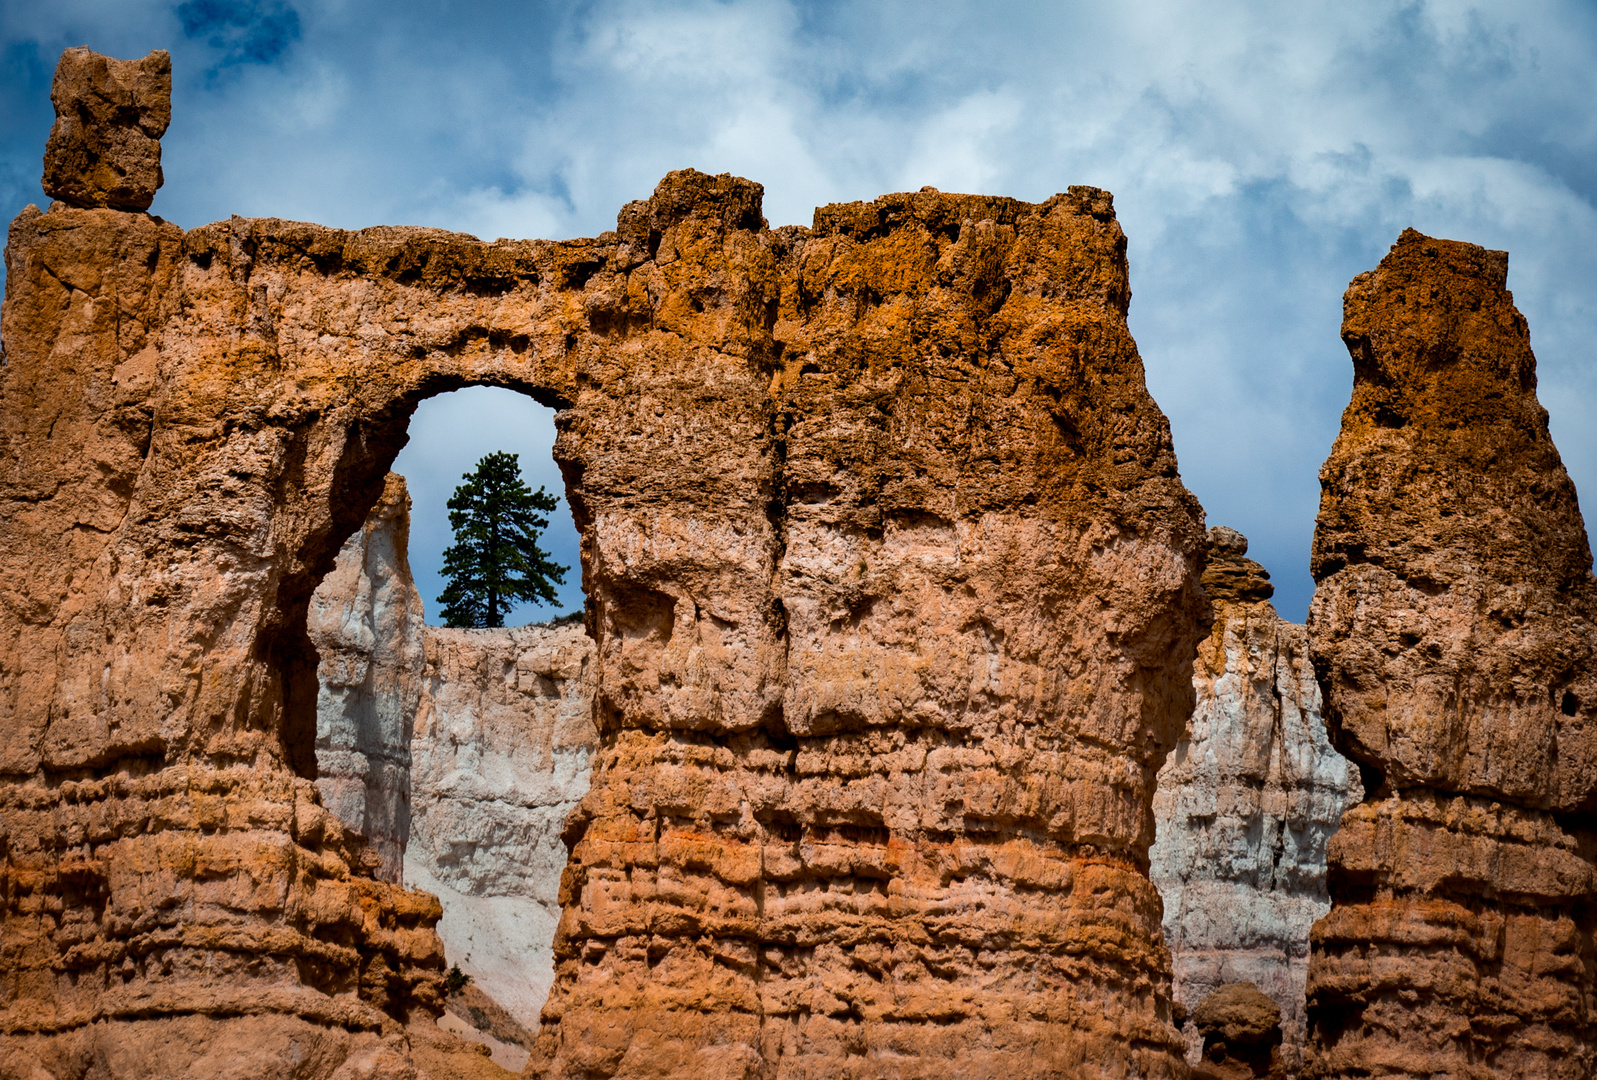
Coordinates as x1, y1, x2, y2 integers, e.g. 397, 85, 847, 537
1, 48, 1207, 1079
1305, 229, 1597, 1078
42, 47, 171, 211
531, 181, 1207, 1080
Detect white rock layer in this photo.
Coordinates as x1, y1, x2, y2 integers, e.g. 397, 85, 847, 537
1150, 590, 1362, 1069
405, 621, 596, 1033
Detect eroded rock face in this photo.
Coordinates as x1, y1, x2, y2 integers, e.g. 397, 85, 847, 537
407, 620, 595, 1039
1151, 528, 1361, 1071
0, 48, 1207, 1078
0, 204, 447, 1079
1305, 229, 1597, 1077
42, 47, 171, 212
308, 473, 427, 883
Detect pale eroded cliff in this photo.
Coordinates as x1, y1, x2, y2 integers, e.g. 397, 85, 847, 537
1151, 527, 1361, 1071
307, 473, 427, 883
407, 621, 594, 1039
308, 473, 596, 1053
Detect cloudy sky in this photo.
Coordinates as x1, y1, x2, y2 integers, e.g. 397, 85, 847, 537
3, 0, 1595, 625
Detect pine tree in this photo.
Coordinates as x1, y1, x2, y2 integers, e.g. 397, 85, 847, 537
436, 452, 568, 628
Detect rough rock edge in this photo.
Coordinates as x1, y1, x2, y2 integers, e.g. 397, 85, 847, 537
1304, 228, 1597, 1078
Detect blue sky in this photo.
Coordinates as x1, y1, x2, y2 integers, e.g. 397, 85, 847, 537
4, 1, 1596, 624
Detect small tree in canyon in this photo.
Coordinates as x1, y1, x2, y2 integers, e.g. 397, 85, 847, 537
437, 451, 568, 628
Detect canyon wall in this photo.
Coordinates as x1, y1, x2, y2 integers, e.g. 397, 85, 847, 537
1304, 229, 1597, 1077
0, 47, 1207, 1079
1151, 527, 1361, 1071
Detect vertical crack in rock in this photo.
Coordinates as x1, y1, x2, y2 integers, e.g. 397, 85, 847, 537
1150, 526, 1363, 1072
1, 47, 1207, 1079
1305, 228, 1597, 1078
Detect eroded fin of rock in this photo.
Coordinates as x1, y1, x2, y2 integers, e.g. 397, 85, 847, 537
1305, 228, 1597, 1077
308, 472, 427, 883
1151, 526, 1362, 1072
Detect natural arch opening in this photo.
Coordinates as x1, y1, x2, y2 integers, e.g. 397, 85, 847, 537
392, 385, 584, 628
304, 386, 595, 1070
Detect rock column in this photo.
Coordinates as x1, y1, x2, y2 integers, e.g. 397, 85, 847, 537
0, 50, 446, 1080
533, 186, 1209, 1080
1305, 229, 1597, 1078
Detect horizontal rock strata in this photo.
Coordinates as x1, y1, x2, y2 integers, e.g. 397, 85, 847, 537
1151, 527, 1361, 1071
0, 201, 446, 1079
532, 179, 1207, 1080
1, 47, 1207, 1079
1305, 229, 1597, 1078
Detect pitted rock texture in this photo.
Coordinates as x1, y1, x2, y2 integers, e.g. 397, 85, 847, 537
1305, 228, 1597, 1077
42, 47, 171, 211
407, 619, 595, 1039
308, 472, 426, 883
1151, 528, 1361, 1071
1, 49, 1206, 1077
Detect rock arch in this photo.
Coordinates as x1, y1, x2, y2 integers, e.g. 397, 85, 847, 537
1, 49, 1209, 1079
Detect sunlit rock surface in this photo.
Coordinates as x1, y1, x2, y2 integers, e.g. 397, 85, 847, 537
1306, 229, 1597, 1078
2, 45, 1208, 1078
